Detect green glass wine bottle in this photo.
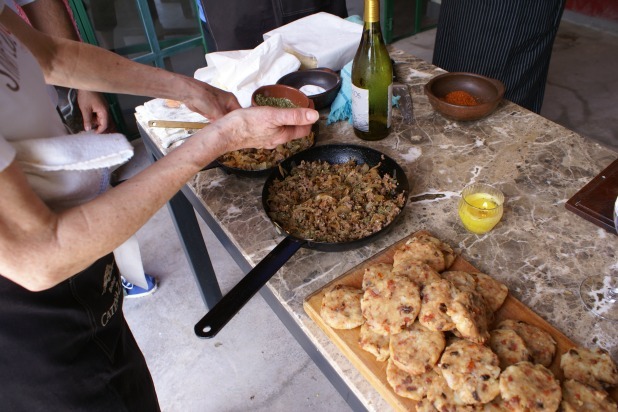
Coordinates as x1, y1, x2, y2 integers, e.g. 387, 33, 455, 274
351, 0, 393, 141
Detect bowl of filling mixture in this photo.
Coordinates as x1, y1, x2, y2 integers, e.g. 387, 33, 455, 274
215, 84, 316, 174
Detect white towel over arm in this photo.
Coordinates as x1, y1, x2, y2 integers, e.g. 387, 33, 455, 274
12, 132, 133, 210
11, 131, 149, 288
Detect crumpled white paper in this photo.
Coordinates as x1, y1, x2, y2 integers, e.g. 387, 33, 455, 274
263, 12, 362, 72
194, 34, 300, 108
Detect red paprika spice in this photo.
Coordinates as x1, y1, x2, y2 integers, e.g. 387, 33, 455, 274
444, 90, 478, 106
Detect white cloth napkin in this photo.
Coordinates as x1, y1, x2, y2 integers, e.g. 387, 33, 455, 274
135, 104, 196, 149
194, 34, 300, 108
263, 12, 362, 71
142, 98, 208, 124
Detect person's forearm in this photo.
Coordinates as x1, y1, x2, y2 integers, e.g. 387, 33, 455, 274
0, 131, 223, 291
1, 7, 202, 102
46, 36, 201, 101
56, 134, 218, 263
1, 6, 239, 119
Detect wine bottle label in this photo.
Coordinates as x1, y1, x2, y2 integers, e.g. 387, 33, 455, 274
351, 83, 393, 131
351, 84, 370, 132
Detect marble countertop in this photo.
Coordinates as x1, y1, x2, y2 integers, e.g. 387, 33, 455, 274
136, 50, 617, 411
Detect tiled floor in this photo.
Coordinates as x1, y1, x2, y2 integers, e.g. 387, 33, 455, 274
124, 13, 618, 412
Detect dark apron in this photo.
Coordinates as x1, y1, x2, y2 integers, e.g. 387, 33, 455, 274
432, 0, 566, 113
0, 254, 159, 411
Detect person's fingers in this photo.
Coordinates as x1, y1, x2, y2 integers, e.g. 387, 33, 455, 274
81, 109, 93, 132
199, 106, 320, 155
225, 96, 242, 112
254, 107, 319, 127
284, 108, 319, 125
261, 125, 313, 149
94, 109, 110, 133
77, 91, 112, 133
92, 119, 105, 133
304, 108, 320, 123
255, 108, 317, 149
185, 84, 242, 119
185, 100, 225, 121
266, 108, 318, 141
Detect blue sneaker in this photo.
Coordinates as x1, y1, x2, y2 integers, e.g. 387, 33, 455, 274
122, 274, 158, 298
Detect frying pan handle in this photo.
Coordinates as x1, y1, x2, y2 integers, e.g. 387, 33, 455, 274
194, 236, 305, 339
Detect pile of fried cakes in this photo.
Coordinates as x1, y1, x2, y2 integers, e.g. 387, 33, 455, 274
320, 234, 618, 411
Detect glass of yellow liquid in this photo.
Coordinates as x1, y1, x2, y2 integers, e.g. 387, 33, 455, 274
458, 183, 504, 234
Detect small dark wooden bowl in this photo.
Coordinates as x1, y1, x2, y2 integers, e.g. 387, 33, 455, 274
277, 68, 341, 110
424, 72, 505, 121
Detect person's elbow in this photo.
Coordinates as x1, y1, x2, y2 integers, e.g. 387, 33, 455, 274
0, 239, 77, 292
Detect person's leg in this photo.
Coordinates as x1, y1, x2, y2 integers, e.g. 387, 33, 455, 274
433, 1, 520, 78
501, 0, 566, 113
433, 0, 566, 113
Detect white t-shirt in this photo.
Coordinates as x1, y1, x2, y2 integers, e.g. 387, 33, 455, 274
0, 0, 145, 284
0, 0, 132, 210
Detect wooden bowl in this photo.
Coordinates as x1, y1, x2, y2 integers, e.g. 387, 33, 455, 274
277, 68, 341, 110
251, 84, 311, 108
424, 72, 505, 121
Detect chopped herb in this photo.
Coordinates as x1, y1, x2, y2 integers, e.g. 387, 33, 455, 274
255, 93, 298, 108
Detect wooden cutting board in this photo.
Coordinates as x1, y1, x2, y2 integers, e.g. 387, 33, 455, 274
566, 158, 618, 235
304, 230, 618, 411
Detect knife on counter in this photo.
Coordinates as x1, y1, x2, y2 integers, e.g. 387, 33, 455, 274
147, 120, 209, 129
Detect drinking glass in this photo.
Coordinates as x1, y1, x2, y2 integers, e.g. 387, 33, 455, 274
458, 183, 504, 234
580, 275, 618, 321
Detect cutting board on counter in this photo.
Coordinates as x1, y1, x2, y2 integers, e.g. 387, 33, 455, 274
304, 230, 618, 411
566, 158, 618, 235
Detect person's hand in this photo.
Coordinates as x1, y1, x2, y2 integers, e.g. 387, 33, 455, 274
181, 79, 242, 120
77, 90, 111, 133
197, 106, 319, 158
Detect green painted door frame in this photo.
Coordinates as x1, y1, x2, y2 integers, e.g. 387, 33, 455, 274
67, 0, 206, 137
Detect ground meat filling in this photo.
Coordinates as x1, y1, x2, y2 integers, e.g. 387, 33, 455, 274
218, 132, 314, 171
267, 159, 406, 243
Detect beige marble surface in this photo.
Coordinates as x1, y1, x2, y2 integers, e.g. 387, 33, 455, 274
136, 50, 617, 411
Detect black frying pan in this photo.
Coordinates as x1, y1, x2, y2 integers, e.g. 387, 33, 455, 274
194, 144, 410, 338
